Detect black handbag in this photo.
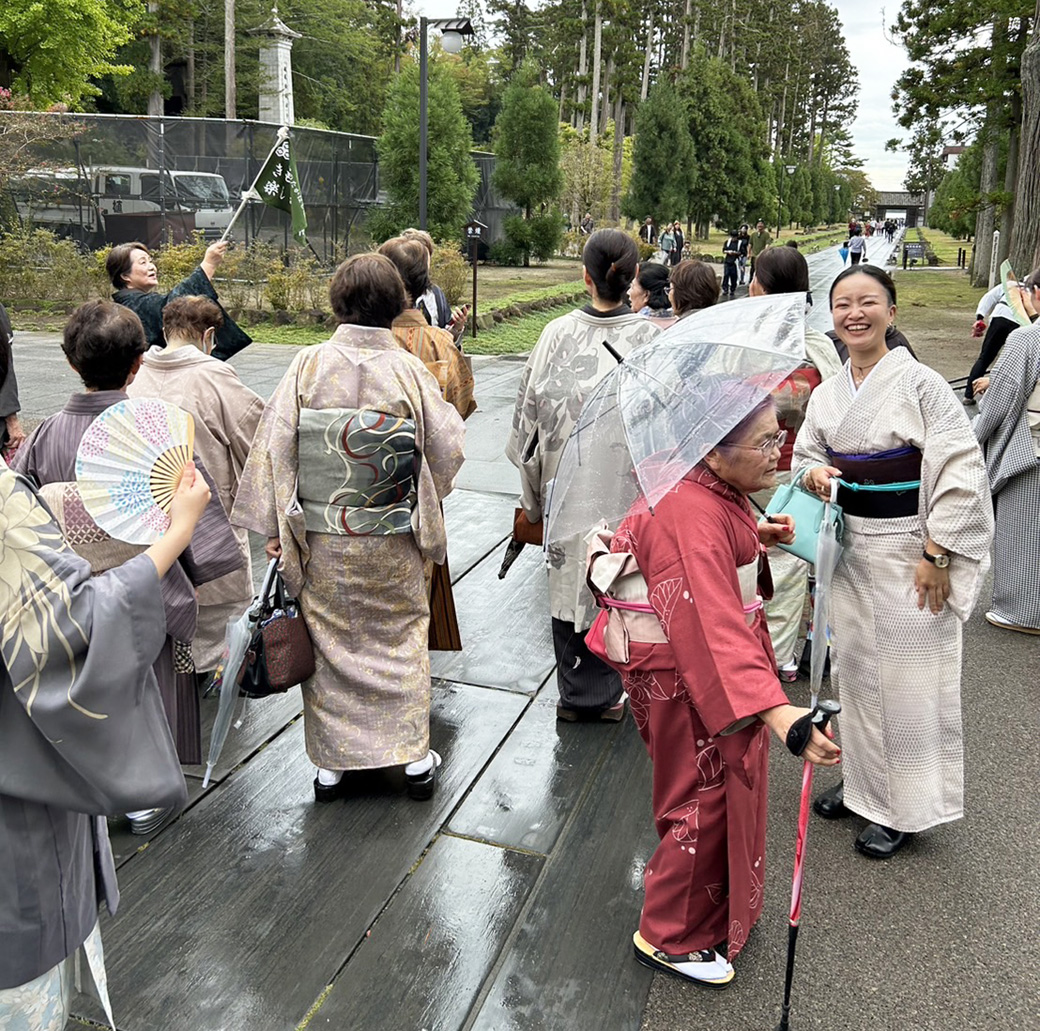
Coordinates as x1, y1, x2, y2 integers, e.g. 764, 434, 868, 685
238, 559, 315, 698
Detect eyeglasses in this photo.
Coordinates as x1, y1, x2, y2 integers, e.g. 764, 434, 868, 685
721, 429, 787, 456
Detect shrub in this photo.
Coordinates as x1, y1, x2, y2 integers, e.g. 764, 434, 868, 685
637, 241, 656, 262
263, 249, 322, 311
152, 235, 208, 284
528, 211, 565, 262
488, 237, 526, 266
431, 241, 468, 305
0, 226, 105, 302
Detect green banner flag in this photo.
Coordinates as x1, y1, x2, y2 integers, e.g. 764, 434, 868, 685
249, 129, 307, 242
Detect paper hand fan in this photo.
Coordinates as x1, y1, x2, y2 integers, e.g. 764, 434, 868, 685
1001, 260, 1031, 326
75, 399, 196, 544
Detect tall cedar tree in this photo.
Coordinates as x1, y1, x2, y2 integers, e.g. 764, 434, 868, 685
492, 64, 563, 217
622, 77, 693, 224
375, 58, 479, 243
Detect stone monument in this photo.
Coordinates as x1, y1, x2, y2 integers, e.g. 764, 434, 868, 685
251, 6, 301, 125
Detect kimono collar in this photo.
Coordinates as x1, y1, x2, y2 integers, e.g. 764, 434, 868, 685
686, 462, 754, 515
330, 323, 399, 351
142, 344, 211, 367
62, 390, 128, 415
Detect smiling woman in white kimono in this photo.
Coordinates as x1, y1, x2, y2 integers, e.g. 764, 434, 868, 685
233, 254, 465, 803
794, 266, 993, 859
0, 461, 210, 1030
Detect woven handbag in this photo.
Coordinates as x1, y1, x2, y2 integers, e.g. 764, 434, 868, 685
239, 560, 315, 698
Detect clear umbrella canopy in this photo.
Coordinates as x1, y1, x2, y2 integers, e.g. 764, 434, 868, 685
545, 293, 807, 544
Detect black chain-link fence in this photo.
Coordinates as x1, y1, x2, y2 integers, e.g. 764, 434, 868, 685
2, 113, 514, 262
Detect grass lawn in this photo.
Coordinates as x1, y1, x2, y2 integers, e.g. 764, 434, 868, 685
891, 269, 979, 382
465, 302, 575, 355
476, 259, 584, 305
916, 227, 969, 266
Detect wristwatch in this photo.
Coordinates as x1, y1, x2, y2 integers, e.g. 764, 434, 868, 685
922, 549, 950, 568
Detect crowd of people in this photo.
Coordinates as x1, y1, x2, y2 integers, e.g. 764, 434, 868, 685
1, 219, 1037, 1021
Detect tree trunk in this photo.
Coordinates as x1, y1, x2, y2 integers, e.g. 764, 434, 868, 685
681, 0, 692, 70
225, 0, 236, 120
599, 56, 613, 133
186, 22, 195, 112
611, 97, 624, 221
641, 14, 654, 101
972, 117, 1000, 287
576, 0, 588, 132
1010, 2, 1040, 274
589, 1, 603, 143
148, 1, 163, 117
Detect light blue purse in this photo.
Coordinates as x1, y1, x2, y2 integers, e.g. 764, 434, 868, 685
764, 472, 843, 565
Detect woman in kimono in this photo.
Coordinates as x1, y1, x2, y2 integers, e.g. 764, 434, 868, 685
506, 229, 660, 722
794, 265, 993, 859
106, 239, 251, 360
12, 302, 242, 827
233, 254, 465, 803
378, 236, 476, 420
586, 398, 840, 987
972, 271, 1040, 634
0, 460, 210, 1029
127, 295, 265, 674
748, 246, 843, 680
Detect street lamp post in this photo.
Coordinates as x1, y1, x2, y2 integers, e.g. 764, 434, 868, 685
776, 163, 796, 238
418, 17, 473, 230
833, 183, 841, 223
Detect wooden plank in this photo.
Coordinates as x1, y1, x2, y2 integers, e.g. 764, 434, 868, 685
469, 719, 658, 1031
71, 683, 527, 1031
449, 689, 622, 854
430, 545, 555, 695
314, 835, 542, 1030
181, 687, 303, 784
443, 488, 514, 581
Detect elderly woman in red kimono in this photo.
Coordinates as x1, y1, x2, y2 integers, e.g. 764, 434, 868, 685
586, 398, 840, 988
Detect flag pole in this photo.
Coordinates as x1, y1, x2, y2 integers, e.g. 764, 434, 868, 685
219, 125, 291, 244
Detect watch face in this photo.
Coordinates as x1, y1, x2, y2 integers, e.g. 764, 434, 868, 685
934, 553, 950, 568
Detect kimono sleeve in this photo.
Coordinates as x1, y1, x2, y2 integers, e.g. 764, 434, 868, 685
790, 388, 832, 475
638, 507, 788, 738
917, 371, 993, 562
505, 344, 546, 521
417, 369, 466, 501
178, 455, 244, 585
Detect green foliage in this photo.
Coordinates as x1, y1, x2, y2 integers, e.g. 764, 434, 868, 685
0, 226, 106, 301
0, 0, 139, 108
623, 77, 693, 223
527, 211, 565, 261
492, 63, 562, 215
466, 301, 576, 355
488, 236, 525, 266
375, 59, 479, 243
263, 249, 322, 311
431, 241, 469, 305
678, 50, 772, 231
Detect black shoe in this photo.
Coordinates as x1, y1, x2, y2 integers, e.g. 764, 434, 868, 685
556, 693, 627, 723
406, 749, 442, 801
313, 775, 349, 803
855, 823, 910, 859
813, 781, 848, 819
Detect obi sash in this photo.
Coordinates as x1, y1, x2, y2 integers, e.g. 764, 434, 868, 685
586, 526, 762, 666
827, 445, 922, 518
297, 407, 418, 536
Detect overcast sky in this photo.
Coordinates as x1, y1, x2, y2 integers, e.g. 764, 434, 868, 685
416, 0, 911, 191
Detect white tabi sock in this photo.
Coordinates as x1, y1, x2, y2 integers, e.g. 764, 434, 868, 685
405, 750, 441, 776
316, 767, 344, 787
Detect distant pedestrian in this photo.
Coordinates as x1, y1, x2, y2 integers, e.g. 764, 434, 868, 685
0, 301, 25, 458
658, 223, 675, 267
737, 224, 750, 284
580, 212, 595, 236
639, 217, 657, 246
721, 230, 740, 296
670, 221, 685, 267
748, 220, 771, 277
847, 229, 867, 265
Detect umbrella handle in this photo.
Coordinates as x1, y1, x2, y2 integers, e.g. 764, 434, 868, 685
785, 699, 841, 756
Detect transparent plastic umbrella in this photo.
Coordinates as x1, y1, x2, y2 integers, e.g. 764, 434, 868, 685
808, 480, 843, 709
545, 293, 808, 545
202, 558, 279, 787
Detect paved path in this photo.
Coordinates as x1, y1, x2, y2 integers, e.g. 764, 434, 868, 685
8, 245, 1038, 1030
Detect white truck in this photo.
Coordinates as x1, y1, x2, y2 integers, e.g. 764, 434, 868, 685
9, 166, 234, 248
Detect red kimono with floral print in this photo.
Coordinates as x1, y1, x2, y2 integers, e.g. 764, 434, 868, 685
589, 467, 789, 960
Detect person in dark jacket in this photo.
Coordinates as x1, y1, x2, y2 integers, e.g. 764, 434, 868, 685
0, 302, 25, 455
106, 240, 251, 361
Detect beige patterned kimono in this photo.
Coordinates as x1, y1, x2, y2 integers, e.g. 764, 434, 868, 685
232, 325, 465, 771
793, 347, 993, 832
506, 308, 660, 630
128, 346, 265, 670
